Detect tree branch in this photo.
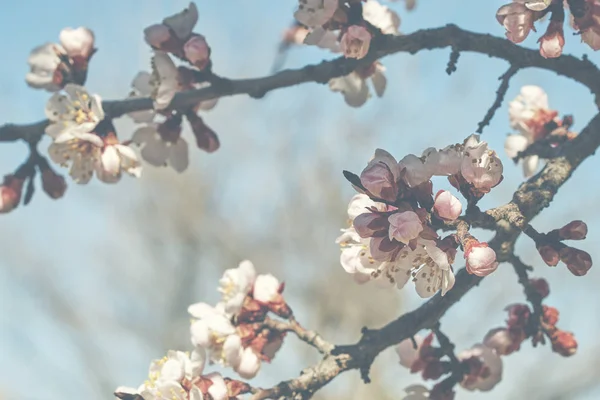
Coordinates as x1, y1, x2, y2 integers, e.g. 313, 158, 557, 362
263, 317, 334, 355
3, 24, 600, 145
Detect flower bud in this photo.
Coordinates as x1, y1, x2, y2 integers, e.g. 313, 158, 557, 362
422, 360, 446, 380
253, 274, 280, 303
388, 211, 423, 244
185, 111, 220, 153
433, 190, 462, 221
537, 244, 560, 266
465, 242, 499, 277
483, 327, 520, 355
59, 27, 95, 60
234, 347, 261, 379
529, 278, 550, 299
505, 304, 531, 330
340, 25, 372, 59
550, 330, 577, 357
183, 34, 210, 70
559, 246, 593, 276
538, 21, 565, 59
558, 220, 588, 240
542, 305, 559, 326
144, 24, 172, 48
41, 169, 67, 199
0, 175, 25, 213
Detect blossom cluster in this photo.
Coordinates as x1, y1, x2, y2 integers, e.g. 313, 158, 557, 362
504, 85, 576, 178
337, 134, 503, 298
289, 0, 401, 106
115, 261, 291, 400
496, 0, 600, 57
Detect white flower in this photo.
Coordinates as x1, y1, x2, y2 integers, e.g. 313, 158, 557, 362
151, 51, 180, 110
461, 134, 503, 192
294, 0, 338, 28
59, 27, 95, 59
128, 72, 156, 123
328, 62, 386, 107
504, 133, 529, 159
396, 335, 424, 369
363, 0, 401, 35
204, 373, 228, 400
218, 260, 256, 315
99, 139, 143, 182
412, 240, 455, 298
398, 154, 432, 187
26, 43, 64, 91
45, 84, 104, 139
346, 193, 386, 221
253, 274, 280, 303
303, 27, 341, 52
388, 211, 423, 244
509, 85, 549, 139
140, 381, 188, 400
48, 134, 103, 184
458, 344, 503, 391
234, 347, 261, 379
162, 2, 199, 40
147, 349, 205, 383
422, 145, 462, 176
132, 124, 189, 172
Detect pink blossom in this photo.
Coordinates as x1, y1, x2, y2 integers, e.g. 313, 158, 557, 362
360, 149, 400, 202
465, 242, 499, 277
0, 175, 24, 213
59, 27, 95, 59
388, 211, 423, 244
340, 25, 372, 59
539, 21, 565, 58
461, 135, 503, 193
144, 24, 172, 48
458, 344, 503, 391
433, 190, 462, 221
183, 35, 210, 70
496, 2, 535, 44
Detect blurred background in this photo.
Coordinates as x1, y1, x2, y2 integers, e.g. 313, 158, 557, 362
0, 1, 599, 399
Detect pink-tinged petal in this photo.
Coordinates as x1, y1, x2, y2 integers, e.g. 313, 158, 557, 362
101, 146, 121, 176
162, 2, 199, 40
168, 138, 189, 172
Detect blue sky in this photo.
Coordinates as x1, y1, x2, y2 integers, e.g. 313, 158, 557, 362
1, 1, 600, 399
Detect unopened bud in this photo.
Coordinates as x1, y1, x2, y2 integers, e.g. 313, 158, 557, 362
0, 175, 25, 213
537, 244, 560, 266
529, 278, 550, 299
558, 220, 587, 240
505, 304, 531, 329
183, 34, 210, 70
550, 330, 577, 357
465, 242, 499, 277
422, 360, 445, 380
559, 246, 593, 276
41, 168, 67, 199
542, 305, 559, 326
185, 111, 220, 153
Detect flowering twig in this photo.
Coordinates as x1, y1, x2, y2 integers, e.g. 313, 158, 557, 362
508, 254, 544, 335
476, 64, 520, 133
263, 317, 334, 355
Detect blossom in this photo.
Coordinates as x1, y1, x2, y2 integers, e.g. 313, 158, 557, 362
0, 175, 25, 213
461, 134, 503, 192
496, 2, 535, 44
525, 0, 552, 11
189, 303, 238, 354
412, 240, 455, 297
144, 24, 172, 49
363, 0, 401, 35
573, 1, 600, 50
504, 134, 529, 159
253, 274, 280, 303
422, 146, 462, 176
218, 260, 256, 315
294, 0, 338, 28
59, 27, 95, 60
328, 62, 386, 107
398, 154, 432, 187
132, 123, 189, 172
148, 349, 205, 383
151, 51, 181, 110
346, 193, 386, 221
162, 2, 199, 40
396, 335, 424, 369
127, 72, 157, 123
388, 211, 423, 244
458, 344, 503, 391
465, 242, 499, 277
44, 84, 104, 139
340, 26, 372, 59
48, 134, 103, 184
99, 135, 143, 182
508, 85, 554, 140
539, 20, 565, 58
360, 148, 400, 201
25, 43, 64, 91
483, 327, 520, 355
183, 35, 210, 69
302, 27, 342, 51
234, 347, 261, 379
433, 190, 462, 221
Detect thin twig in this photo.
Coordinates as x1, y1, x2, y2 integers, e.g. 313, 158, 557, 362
476, 64, 520, 133
263, 317, 334, 355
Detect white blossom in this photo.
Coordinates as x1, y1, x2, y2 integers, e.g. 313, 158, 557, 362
26, 43, 64, 91
162, 2, 199, 40
218, 260, 257, 315
151, 51, 181, 110
59, 27, 95, 59
328, 63, 386, 107
48, 134, 103, 184
234, 347, 262, 379
509, 85, 550, 139
303, 27, 341, 52
253, 274, 280, 303
294, 0, 338, 28
461, 134, 503, 191
422, 145, 462, 176
411, 240, 455, 298
132, 124, 189, 172
128, 72, 156, 123
363, 0, 401, 35
45, 84, 104, 139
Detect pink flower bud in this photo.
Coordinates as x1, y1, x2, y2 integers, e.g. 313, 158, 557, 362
550, 330, 577, 357
144, 24, 172, 48
558, 220, 587, 240
505, 303, 531, 330
465, 242, 499, 277
59, 27, 95, 59
433, 190, 462, 221
529, 278, 549, 299
542, 305, 559, 326
538, 21, 565, 59
0, 175, 24, 213
183, 34, 210, 70
340, 25, 372, 59
559, 246, 593, 276
41, 169, 67, 199
537, 244, 560, 266
354, 212, 388, 238
395, 335, 424, 369
483, 328, 520, 355
185, 111, 220, 153
388, 211, 423, 244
